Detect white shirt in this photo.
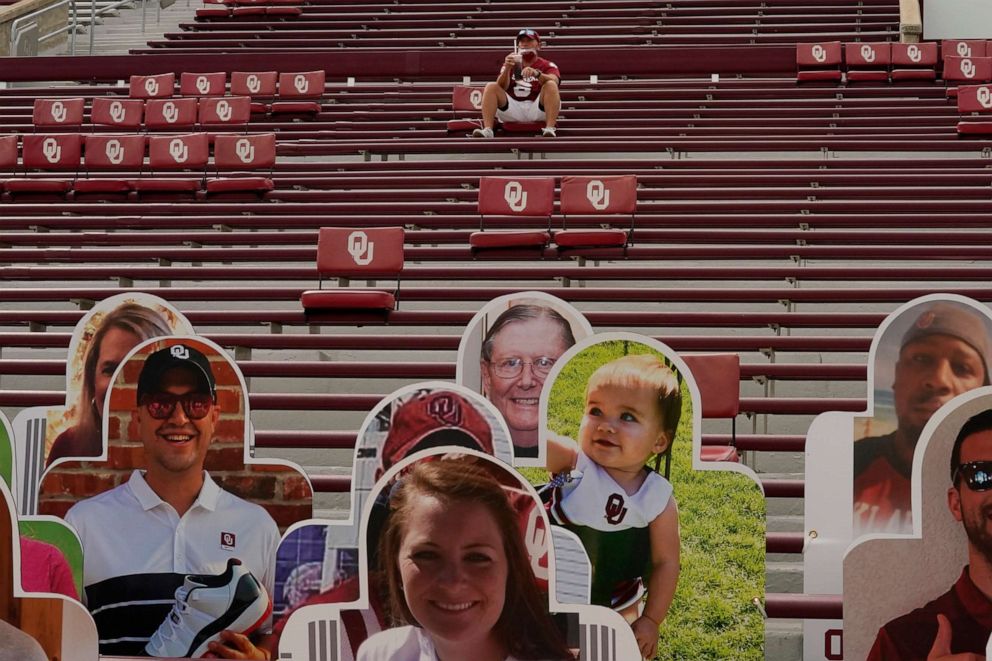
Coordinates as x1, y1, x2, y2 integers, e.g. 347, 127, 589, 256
357, 626, 529, 661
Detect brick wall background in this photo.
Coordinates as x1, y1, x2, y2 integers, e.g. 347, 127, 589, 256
38, 338, 312, 531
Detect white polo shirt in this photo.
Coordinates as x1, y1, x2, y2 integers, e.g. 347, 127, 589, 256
65, 470, 280, 655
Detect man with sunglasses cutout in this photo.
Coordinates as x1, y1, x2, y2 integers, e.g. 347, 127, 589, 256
64, 344, 279, 659
868, 408, 992, 660
855, 303, 992, 536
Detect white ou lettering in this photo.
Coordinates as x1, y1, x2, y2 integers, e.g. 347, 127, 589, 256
957, 42, 971, 57
235, 139, 255, 164
216, 100, 232, 122
978, 86, 992, 110
170, 345, 190, 360
524, 506, 548, 582
50, 101, 67, 123
586, 179, 611, 211
347, 231, 374, 266
246, 75, 261, 94
144, 78, 159, 96
293, 74, 308, 94
469, 89, 483, 109
503, 181, 528, 212
42, 138, 61, 164
105, 139, 124, 165
109, 101, 126, 124
962, 59, 976, 79
860, 44, 876, 63
196, 76, 210, 95
513, 81, 532, 98
162, 102, 179, 124
168, 139, 189, 163
907, 45, 921, 63
811, 44, 826, 63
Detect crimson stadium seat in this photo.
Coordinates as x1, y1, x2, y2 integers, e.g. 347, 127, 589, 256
179, 71, 227, 97
446, 85, 485, 131
956, 84, 992, 135
270, 71, 325, 115
844, 42, 890, 82
205, 133, 276, 196
129, 73, 176, 99
144, 97, 198, 130
198, 96, 251, 128
74, 134, 147, 195
796, 42, 842, 83
91, 97, 144, 129
132, 133, 208, 195
942, 40, 988, 60
32, 98, 85, 129
470, 176, 554, 250
554, 175, 635, 249
5, 134, 81, 197
891, 42, 938, 81
943, 56, 992, 98
301, 227, 404, 311
231, 71, 278, 114
681, 353, 742, 463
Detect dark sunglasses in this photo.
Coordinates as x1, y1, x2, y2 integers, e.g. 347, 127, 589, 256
954, 461, 992, 491
141, 392, 214, 420
517, 29, 539, 40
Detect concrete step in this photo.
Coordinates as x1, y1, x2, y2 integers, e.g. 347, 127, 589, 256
766, 513, 804, 533
765, 620, 802, 661
766, 560, 803, 593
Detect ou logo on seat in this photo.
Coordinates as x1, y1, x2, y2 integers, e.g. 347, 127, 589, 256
860, 44, 875, 63
504, 181, 528, 212
109, 101, 127, 123
347, 231, 375, 266
978, 86, 992, 110
586, 180, 611, 211
294, 75, 309, 94
906, 45, 921, 63
162, 102, 179, 124
962, 58, 977, 79
957, 42, 972, 57
105, 139, 124, 165
169, 139, 189, 163
246, 75, 261, 94
50, 101, 67, 123
196, 76, 211, 95
42, 138, 61, 164
216, 100, 232, 122
144, 78, 159, 96
235, 139, 255, 164
811, 45, 826, 63
469, 89, 483, 109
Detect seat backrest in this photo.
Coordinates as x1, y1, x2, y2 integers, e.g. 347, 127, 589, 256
231, 71, 278, 97
214, 133, 276, 169
22, 134, 82, 170
277, 71, 326, 99
179, 72, 227, 97
560, 175, 637, 215
680, 353, 741, 419
0, 135, 18, 169
957, 84, 992, 113
129, 73, 176, 99
144, 98, 199, 129
147, 133, 210, 169
452, 85, 485, 111
198, 96, 251, 126
796, 42, 842, 68
91, 97, 144, 128
943, 56, 992, 82
478, 176, 555, 216
316, 227, 405, 278
845, 42, 891, 67
943, 40, 988, 59
32, 98, 85, 128
84, 134, 147, 169
891, 42, 938, 67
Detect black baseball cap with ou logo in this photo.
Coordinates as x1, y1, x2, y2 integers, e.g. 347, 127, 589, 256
137, 344, 217, 401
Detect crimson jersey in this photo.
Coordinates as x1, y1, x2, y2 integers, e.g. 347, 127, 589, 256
505, 56, 561, 102
853, 432, 913, 535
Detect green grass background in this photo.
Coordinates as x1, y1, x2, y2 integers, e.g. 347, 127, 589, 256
525, 339, 765, 660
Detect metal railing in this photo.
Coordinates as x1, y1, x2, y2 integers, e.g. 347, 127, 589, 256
9, 0, 76, 56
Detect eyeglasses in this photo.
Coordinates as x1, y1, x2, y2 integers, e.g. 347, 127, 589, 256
488, 356, 556, 379
954, 461, 992, 491
141, 392, 214, 420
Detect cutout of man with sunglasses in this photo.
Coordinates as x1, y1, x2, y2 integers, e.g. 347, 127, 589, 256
868, 408, 992, 660
65, 343, 279, 659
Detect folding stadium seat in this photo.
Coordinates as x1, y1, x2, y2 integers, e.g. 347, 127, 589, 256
796, 42, 843, 83
195, 0, 231, 19
891, 42, 938, 81
129, 73, 176, 99
198, 96, 251, 129
942, 39, 988, 60
956, 84, 992, 135
0, 134, 17, 193
32, 98, 85, 129
269, 71, 324, 116
943, 55, 992, 98
132, 133, 208, 197
91, 97, 144, 130
144, 97, 198, 130
300, 227, 404, 312
4, 134, 81, 199
204, 133, 275, 197
179, 71, 227, 97
469, 176, 553, 250
74, 134, 147, 198
553, 175, 635, 249
231, 71, 278, 114
681, 354, 741, 463
844, 42, 890, 82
